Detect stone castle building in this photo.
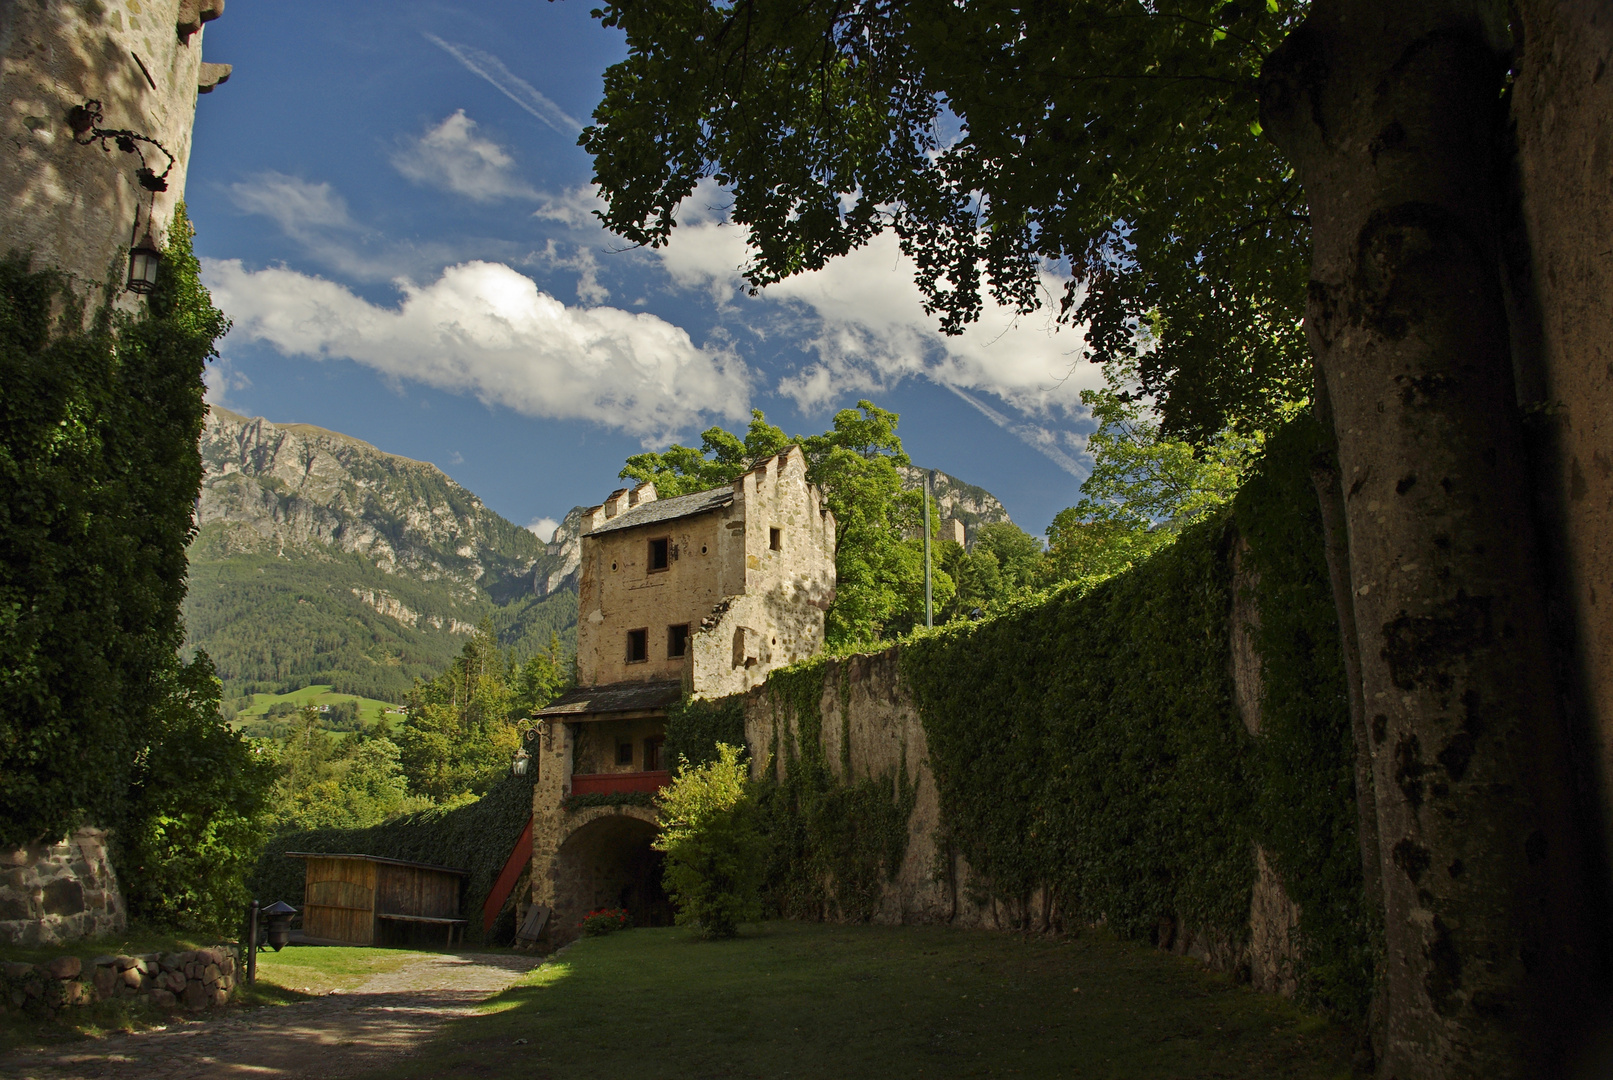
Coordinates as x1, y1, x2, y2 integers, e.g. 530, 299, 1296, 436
526, 447, 835, 940
0, 0, 232, 299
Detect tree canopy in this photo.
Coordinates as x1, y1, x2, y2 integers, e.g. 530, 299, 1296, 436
584, 0, 1312, 440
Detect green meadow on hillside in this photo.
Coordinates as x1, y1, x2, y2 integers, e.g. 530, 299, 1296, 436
230, 684, 404, 740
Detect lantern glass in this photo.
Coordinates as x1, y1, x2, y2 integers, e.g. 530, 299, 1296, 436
127, 243, 160, 295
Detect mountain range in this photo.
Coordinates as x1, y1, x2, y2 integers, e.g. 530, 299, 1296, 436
184, 409, 1014, 710
185, 408, 581, 709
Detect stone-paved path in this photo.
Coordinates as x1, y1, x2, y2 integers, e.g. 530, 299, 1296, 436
1, 951, 539, 1080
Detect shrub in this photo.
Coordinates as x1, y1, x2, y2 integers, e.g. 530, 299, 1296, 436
655, 743, 765, 938
579, 907, 632, 936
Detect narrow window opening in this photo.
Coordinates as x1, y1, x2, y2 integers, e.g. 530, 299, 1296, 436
643, 737, 664, 772
648, 537, 670, 571
626, 628, 648, 663
769, 527, 782, 551
616, 741, 634, 766
667, 623, 690, 658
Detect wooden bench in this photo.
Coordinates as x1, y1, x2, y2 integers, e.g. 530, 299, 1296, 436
376, 913, 469, 948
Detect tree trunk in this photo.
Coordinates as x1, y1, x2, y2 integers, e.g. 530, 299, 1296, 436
1507, 0, 1613, 968
1261, 2, 1596, 1075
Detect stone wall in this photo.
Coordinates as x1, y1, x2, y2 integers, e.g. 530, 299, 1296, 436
0, 828, 125, 947
736, 643, 1308, 998
0, 945, 240, 1018
0, 0, 232, 300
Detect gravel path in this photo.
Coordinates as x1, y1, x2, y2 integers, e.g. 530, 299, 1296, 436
1, 951, 540, 1080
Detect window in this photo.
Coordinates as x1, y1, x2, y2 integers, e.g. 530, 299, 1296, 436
626, 628, 648, 663
769, 527, 782, 551
616, 741, 634, 767
648, 537, 670, 571
644, 737, 664, 772
667, 623, 690, 658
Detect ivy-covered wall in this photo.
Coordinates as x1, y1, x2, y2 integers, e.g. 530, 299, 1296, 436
674, 413, 1375, 1019
248, 771, 535, 945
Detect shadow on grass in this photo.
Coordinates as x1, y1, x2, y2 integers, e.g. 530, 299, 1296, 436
370, 921, 1364, 1080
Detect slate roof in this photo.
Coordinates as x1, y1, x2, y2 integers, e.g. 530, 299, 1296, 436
535, 679, 683, 719
589, 485, 735, 536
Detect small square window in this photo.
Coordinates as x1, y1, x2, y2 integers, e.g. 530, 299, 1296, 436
626, 628, 648, 663
648, 537, 670, 571
667, 623, 690, 658
616, 741, 634, 766
769, 527, 782, 551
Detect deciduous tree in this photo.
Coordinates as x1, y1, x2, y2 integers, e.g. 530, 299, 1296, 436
578, 2, 1604, 1072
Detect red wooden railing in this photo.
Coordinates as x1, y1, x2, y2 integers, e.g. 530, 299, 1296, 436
569, 770, 671, 796
483, 815, 533, 933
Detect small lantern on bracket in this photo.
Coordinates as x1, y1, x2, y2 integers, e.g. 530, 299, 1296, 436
126, 229, 161, 295
261, 900, 297, 951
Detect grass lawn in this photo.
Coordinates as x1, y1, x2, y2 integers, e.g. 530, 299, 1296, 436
252, 944, 430, 995
375, 921, 1363, 1079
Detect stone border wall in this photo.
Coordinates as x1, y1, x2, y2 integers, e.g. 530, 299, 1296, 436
0, 828, 126, 947
739, 644, 1307, 998
0, 945, 240, 1018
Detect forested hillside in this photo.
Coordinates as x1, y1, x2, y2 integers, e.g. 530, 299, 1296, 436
184, 408, 580, 708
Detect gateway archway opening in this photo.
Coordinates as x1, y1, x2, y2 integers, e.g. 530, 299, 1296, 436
553, 815, 673, 931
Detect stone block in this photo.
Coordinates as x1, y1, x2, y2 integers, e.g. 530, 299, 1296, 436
159, 952, 181, 972
47, 955, 81, 980
0, 895, 30, 920
209, 986, 228, 1007
93, 965, 118, 997
92, 955, 117, 968
114, 954, 139, 971
150, 988, 176, 1007
61, 981, 87, 1006
2, 961, 35, 980
162, 970, 186, 992
203, 963, 220, 984
120, 967, 141, 989
182, 981, 207, 1010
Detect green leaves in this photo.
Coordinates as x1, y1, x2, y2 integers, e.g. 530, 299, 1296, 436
655, 743, 767, 937
583, 0, 1313, 440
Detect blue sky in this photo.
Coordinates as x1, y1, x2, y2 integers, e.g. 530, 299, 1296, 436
188, 1, 1104, 539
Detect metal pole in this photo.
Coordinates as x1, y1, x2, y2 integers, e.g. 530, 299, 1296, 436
246, 900, 259, 986
923, 471, 933, 628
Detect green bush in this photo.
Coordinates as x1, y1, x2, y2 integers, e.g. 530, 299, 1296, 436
655, 743, 765, 938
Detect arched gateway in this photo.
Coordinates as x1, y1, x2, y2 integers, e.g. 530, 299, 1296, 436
526, 451, 837, 944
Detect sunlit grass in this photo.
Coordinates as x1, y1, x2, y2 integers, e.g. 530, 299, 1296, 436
374, 921, 1363, 1079
251, 944, 432, 995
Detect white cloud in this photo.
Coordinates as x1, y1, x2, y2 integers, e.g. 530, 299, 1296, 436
202, 259, 751, 443
228, 173, 355, 233
659, 218, 1099, 417
203, 357, 251, 409
424, 34, 583, 137
525, 240, 610, 305
393, 111, 537, 202
526, 517, 560, 542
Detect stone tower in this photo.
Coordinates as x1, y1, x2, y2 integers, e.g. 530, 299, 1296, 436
0, 0, 233, 299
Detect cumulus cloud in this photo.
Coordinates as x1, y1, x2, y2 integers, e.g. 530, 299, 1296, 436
657, 214, 1099, 417
202, 259, 751, 443
392, 111, 537, 202
424, 34, 583, 137
526, 517, 560, 542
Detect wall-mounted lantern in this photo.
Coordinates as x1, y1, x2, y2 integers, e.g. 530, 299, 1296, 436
126, 228, 162, 294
